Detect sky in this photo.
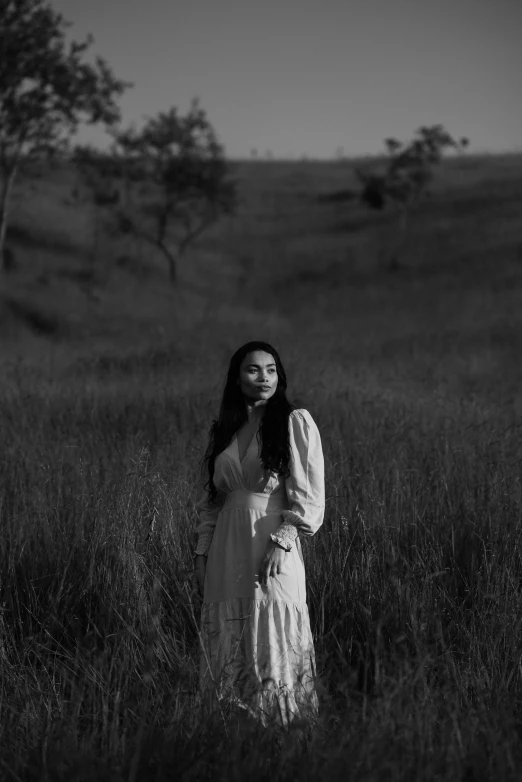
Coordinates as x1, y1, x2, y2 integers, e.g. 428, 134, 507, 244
51, 0, 522, 159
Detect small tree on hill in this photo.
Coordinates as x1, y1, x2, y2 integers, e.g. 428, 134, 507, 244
76, 100, 237, 285
0, 0, 130, 271
355, 125, 469, 270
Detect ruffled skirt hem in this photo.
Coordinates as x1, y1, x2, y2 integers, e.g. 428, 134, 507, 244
199, 597, 318, 727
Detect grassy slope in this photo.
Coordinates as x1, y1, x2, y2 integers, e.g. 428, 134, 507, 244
1, 154, 522, 780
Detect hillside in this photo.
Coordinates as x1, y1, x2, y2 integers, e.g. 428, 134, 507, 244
1, 152, 521, 412
1, 154, 520, 328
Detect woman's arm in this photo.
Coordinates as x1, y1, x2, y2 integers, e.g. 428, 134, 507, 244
270, 409, 325, 551
194, 465, 225, 556
192, 466, 225, 596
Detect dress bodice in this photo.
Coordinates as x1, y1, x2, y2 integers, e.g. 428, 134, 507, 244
214, 430, 285, 496
195, 409, 325, 558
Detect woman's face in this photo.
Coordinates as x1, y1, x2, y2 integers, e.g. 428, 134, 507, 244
238, 350, 278, 404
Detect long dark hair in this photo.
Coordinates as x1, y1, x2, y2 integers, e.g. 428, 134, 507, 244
203, 341, 294, 502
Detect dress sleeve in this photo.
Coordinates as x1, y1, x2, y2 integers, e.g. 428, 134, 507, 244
194, 465, 225, 556
270, 409, 325, 551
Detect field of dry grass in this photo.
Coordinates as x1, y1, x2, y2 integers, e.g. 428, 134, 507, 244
1, 153, 522, 780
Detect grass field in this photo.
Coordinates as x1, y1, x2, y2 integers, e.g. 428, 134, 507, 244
1, 153, 522, 780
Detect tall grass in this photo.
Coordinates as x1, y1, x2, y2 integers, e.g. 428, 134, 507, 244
1, 325, 521, 780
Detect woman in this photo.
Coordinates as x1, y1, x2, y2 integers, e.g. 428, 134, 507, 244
193, 341, 325, 725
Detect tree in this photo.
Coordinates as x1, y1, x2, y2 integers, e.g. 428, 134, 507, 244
355, 125, 469, 270
0, 0, 130, 270
76, 100, 237, 285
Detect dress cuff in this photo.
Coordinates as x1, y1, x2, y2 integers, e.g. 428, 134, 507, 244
281, 510, 303, 527
270, 522, 299, 551
195, 529, 214, 557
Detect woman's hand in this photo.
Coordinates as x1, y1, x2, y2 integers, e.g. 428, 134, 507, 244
260, 540, 287, 586
192, 554, 207, 597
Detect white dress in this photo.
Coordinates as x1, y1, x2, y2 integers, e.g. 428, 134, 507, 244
195, 409, 325, 724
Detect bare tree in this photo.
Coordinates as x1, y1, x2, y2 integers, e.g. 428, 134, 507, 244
355, 125, 469, 270
0, 0, 130, 271
75, 100, 236, 285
